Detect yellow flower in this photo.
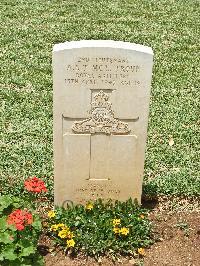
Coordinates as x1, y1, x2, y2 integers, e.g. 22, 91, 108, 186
119, 227, 129, 236
67, 239, 75, 248
113, 227, 120, 234
50, 224, 59, 231
47, 210, 56, 218
140, 214, 145, 219
138, 248, 145, 256
113, 219, 121, 226
50, 223, 68, 232
57, 223, 67, 229
58, 229, 69, 239
85, 202, 93, 210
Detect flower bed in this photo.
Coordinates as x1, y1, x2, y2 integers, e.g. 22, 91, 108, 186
0, 178, 153, 265
45, 199, 152, 259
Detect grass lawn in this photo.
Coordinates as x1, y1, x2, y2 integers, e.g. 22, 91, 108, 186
0, 0, 199, 198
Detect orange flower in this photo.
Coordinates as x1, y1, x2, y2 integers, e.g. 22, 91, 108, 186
24, 177, 47, 193
7, 209, 33, 231
138, 248, 145, 256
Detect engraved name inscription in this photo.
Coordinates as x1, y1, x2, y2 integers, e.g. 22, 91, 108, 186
65, 56, 141, 88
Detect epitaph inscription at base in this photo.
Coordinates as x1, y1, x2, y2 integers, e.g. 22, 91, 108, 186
53, 40, 153, 206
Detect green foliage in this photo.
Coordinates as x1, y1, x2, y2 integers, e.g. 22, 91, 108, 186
0, 195, 44, 266
0, 195, 28, 214
46, 199, 153, 258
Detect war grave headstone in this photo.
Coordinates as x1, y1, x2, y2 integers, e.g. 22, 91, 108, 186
53, 40, 153, 206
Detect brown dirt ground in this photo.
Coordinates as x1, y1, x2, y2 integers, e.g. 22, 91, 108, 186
39, 197, 200, 266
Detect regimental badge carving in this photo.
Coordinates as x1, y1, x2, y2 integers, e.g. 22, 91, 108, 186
72, 90, 131, 135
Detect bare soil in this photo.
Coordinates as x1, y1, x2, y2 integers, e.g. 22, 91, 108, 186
39, 197, 200, 266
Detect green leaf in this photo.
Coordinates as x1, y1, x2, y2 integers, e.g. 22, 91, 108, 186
18, 238, 32, 248
0, 195, 12, 212
17, 238, 37, 258
0, 231, 14, 244
33, 255, 45, 266
75, 221, 80, 226
0, 253, 4, 261
2, 246, 18, 260
12, 201, 21, 209
5, 259, 22, 266
0, 217, 7, 232
0, 195, 23, 214
20, 246, 36, 257
32, 219, 42, 231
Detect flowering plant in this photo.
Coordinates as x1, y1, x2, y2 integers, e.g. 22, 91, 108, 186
7, 209, 33, 231
46, 199, 153, 259
0, 177, 46, 265
24, 176, 47, 193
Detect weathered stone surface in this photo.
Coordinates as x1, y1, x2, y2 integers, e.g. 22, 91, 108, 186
53, 40, 153, 206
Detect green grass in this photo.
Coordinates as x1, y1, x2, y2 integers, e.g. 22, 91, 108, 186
0, 0, 199, 197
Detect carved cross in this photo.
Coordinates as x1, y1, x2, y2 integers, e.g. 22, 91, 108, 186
64, 89, 139, 181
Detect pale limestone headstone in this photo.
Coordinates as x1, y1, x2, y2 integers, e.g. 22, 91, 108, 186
53, 40, 153, 206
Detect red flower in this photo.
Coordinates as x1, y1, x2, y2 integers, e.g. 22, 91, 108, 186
7, 209, 33, 231
24, 177, 47, 193
15, 223, 25, 231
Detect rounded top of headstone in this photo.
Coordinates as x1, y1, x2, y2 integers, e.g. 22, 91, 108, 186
53, 40, 153, 55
